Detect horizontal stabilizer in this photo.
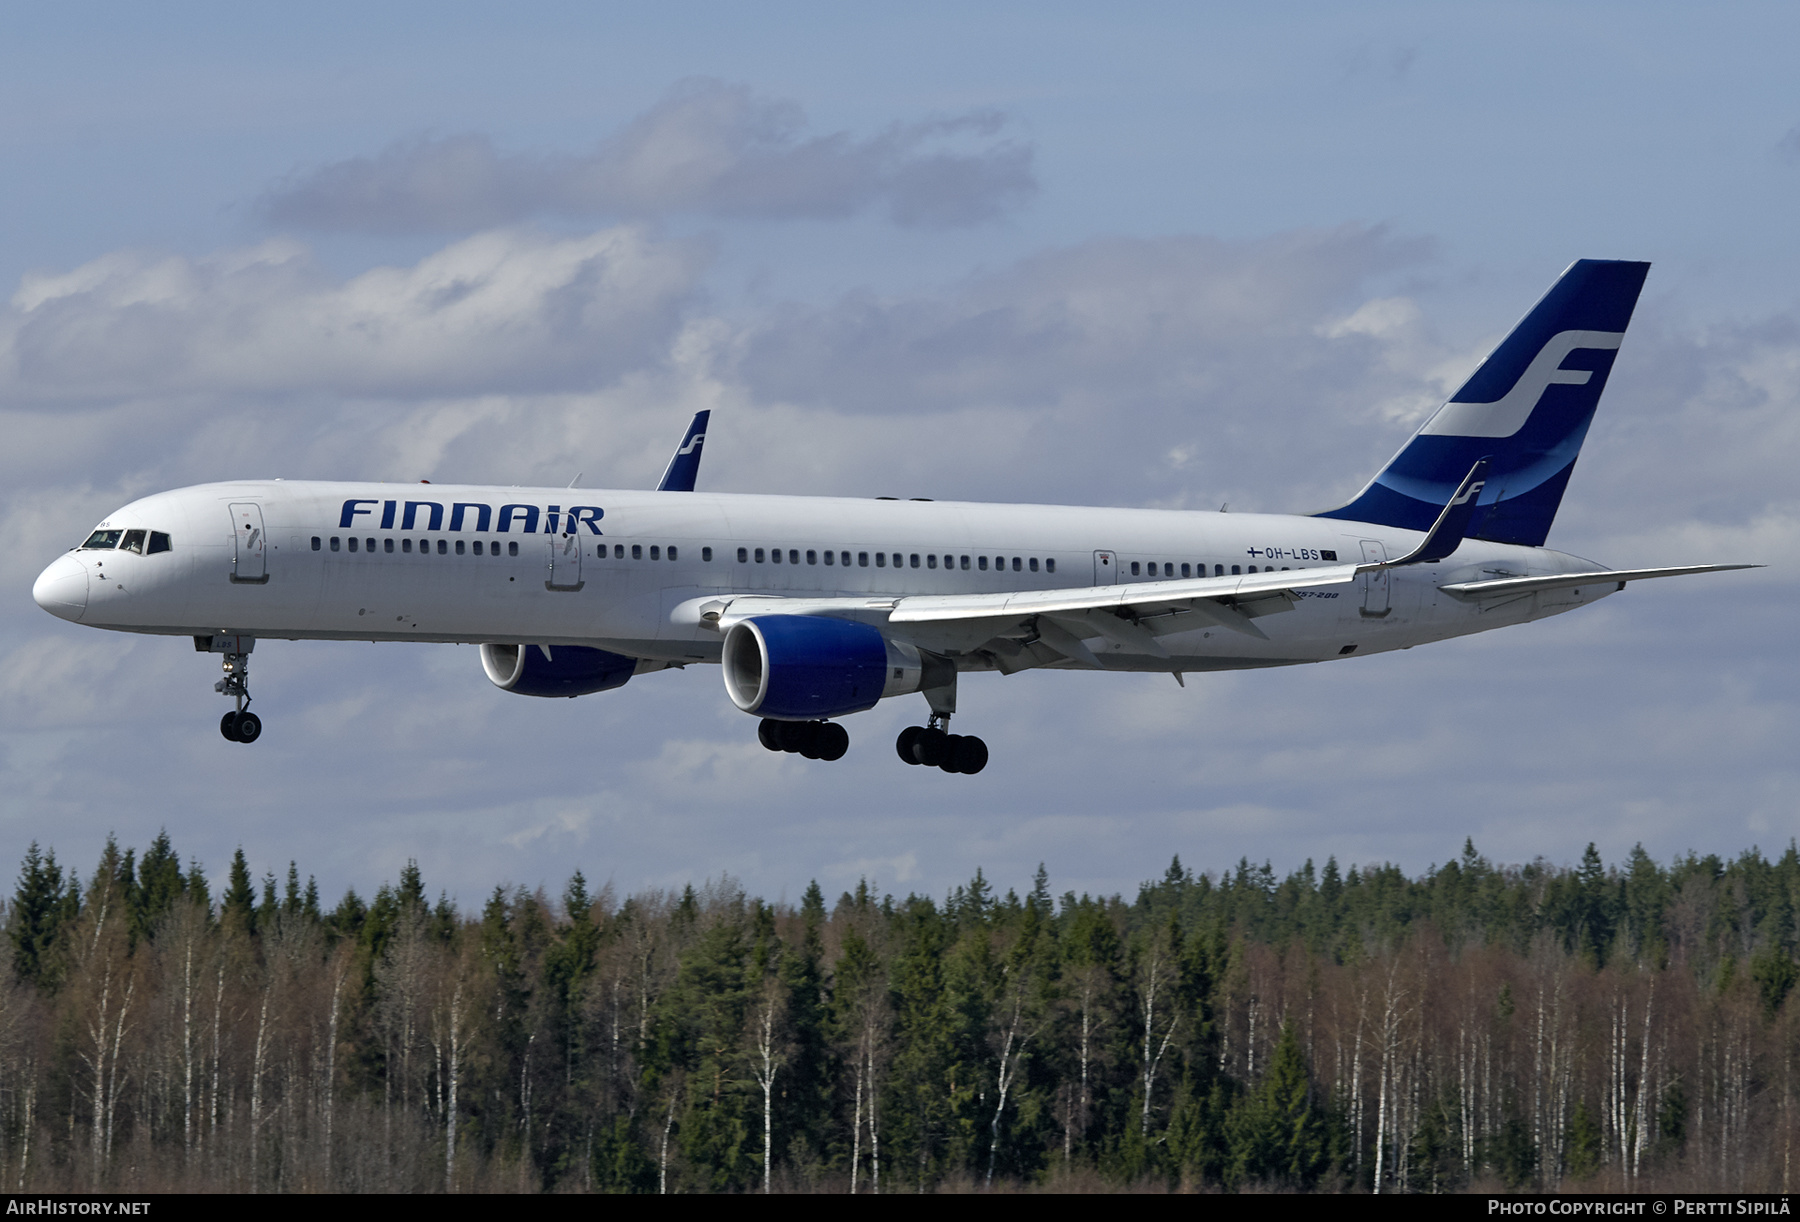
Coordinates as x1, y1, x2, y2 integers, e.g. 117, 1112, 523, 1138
1439, 564, 1760, 600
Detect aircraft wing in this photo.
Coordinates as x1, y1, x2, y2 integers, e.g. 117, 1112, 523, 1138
688, 562, 1365, 648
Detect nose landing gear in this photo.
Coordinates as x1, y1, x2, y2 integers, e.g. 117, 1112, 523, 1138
896, 715, 988, 775
201, 635, 263, 744
757, 718, 850, 761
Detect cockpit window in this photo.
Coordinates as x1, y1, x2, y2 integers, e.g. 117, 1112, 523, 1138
148, 532, 172, 554
119, 530, 146, 554
81, 530, 121, 550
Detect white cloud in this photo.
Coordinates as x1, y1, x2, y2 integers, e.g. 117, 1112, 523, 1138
259, 79, 1036, 234
4, 227, 705, 401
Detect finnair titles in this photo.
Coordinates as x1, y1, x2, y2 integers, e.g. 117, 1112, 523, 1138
33, 260, 1756, 774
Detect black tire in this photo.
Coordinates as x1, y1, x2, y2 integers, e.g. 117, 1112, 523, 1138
896, 725, 924, 765
817, 723, 850, 761
234, 712, 262, 744
797, 722, 824, 759
220, 712, 241, 742
914, 727, 949, 768
758, 719, 783, 752
957, 735, 989, 775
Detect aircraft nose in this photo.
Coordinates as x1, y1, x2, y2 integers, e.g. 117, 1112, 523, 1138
32, 554, 88, 622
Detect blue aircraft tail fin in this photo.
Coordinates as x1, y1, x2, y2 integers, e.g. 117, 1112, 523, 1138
656, 410, 710, 492
1317, 259, 1650, 547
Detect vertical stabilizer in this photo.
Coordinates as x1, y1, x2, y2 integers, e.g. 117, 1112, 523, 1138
1317, 259, 1649, 546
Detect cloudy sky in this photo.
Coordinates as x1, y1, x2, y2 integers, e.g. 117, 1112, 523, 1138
2, 3, 1796, 910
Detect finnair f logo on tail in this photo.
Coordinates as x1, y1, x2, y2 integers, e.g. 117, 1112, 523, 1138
1421, 330, 1624, 439
676, 433, 705, 456
1450, 479, 1485, 507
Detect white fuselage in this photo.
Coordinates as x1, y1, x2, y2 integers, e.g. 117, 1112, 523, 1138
35, 479, 1614, 675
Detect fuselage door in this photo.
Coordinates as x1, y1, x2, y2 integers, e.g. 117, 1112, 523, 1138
546, 532, 585, 592
1359, 539, 1390, 617
229, 503, 268, 584
1093, 550, 1119, 585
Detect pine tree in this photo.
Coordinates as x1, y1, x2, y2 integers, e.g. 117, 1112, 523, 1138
11, 843, 69, 988
223, 847, 256, 935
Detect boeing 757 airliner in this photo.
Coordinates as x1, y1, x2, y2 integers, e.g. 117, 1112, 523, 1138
32, 259, 1754, 773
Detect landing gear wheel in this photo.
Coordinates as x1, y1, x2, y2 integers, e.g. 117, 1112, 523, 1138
797, 723, 824, 759
758, 719, 784, 752
913, 727, 949, 768
234, 711, 262, 744
943, 734, 988, 775
220, 712, 242, 742
896, 725, 925, 765
817, 722, 850, 761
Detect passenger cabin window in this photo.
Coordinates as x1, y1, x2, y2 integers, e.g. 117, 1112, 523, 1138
1129, 561, 1140, 576
859, 552, 869, 567
668, 545, 679, 561
632, 545, 643, 560
807, 550, 817, 565
841, 552, 851, 566
439, 540, 448, 555
385, 539, 395, 553
312, 537, 322, 551
789, 549, 800, 564
824, 550, 835, 565
1029, 558, 1039, 572
649, 545, 660, 560
875, 553, 886, 567
81, 530, 121, 550
978, 556, 987, 570
454, 540, 465, 555
331, 537, 341, 552
1046, 558, 1056, 574
737, 547, 748, 562
926, 554, 937, 569
1231, 565, 1241, 575
348, 538, 359, 553
508, 541, 518, 557
703, 547, 713, 562
771, 548, 782, 564
755, 548, 766, 563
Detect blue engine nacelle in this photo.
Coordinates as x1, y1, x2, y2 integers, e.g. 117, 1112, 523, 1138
480, 643, 636, 698
722, 615, 922, 720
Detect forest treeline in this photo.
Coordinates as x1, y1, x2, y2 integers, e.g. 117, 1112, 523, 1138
1, 834, 1798, 1192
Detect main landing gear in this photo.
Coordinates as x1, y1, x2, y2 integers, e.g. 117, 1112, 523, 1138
209, 640, 262, 744
896, 715, 988, 775
758, 718, 850, 761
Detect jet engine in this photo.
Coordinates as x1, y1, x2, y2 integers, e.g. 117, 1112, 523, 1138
480, 643, 637, 698
722, 615, 928, 720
